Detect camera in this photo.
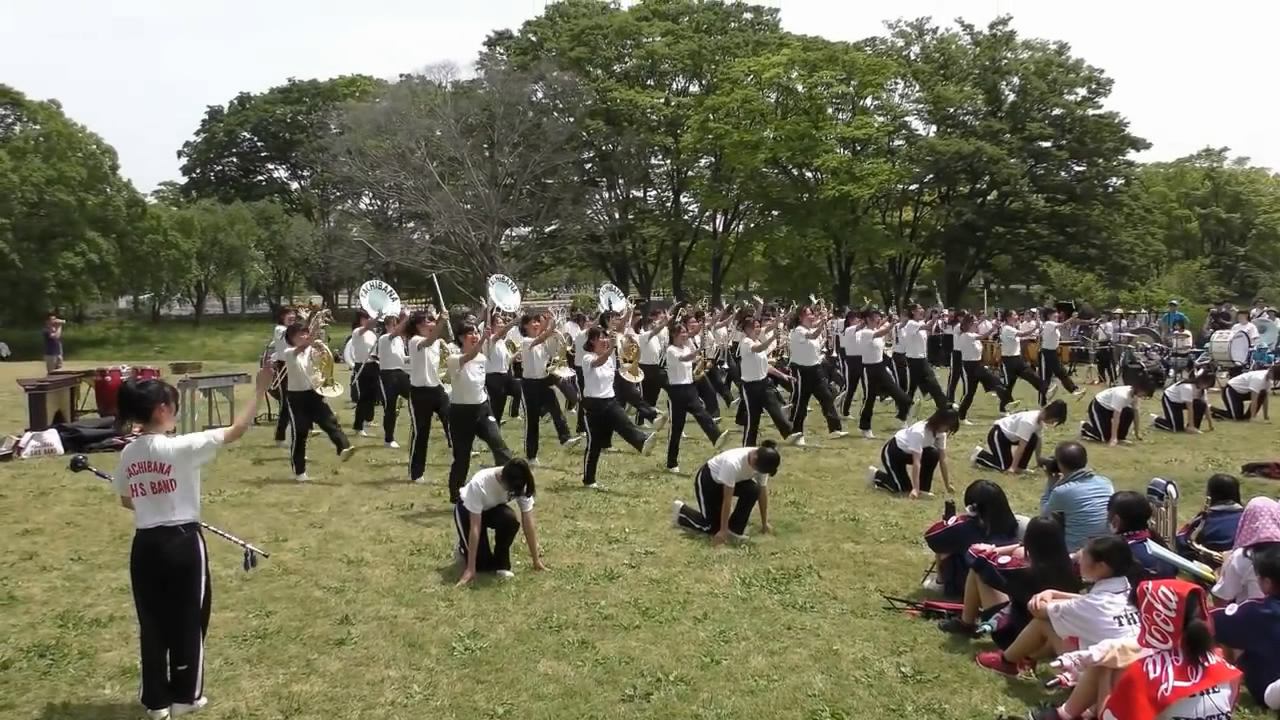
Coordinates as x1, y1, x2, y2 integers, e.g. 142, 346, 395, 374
1038, 456, 1061, 476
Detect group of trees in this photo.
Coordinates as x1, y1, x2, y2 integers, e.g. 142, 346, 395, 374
3, 0, 1279, 326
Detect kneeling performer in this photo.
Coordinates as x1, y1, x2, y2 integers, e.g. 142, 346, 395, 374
868, 408, 958, 498
455, 458, 546, 585
672, 441, 782, 544
972, 401, 1067, 474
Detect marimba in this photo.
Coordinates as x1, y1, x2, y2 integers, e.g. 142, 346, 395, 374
176, 373, 251, 434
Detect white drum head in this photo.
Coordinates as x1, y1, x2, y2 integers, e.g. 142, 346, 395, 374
599, 283, 627, 313
359, 280, 401, 320
487, 274, 522, 313
1228, 331, 1250, 366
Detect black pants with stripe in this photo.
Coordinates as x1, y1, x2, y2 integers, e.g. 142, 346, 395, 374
639, 363, 667, 422
1001, 356, 1046, 399
1038, 349, 1077, 405
666, 383, 722, 469
788, 363, 842, 434
974, 425, 1038, 471
891, 353, 908, 391
582, 396, 651, 486
379, 369, 409, 443
284, 390, 350, 476
1154, 396, 1206, 432
272, 360, 291, 442
859, 361, 912, 431
840, 353, 863, 416
1211, 386, 1263, 421
614, 375, 658, 423
906, 356, 949, 410
874, 440, 937, 494
453, 503, 519, 573
697, 375, 723, 419
675, 464, 759, 535
739, 378, 792, 446
130, 523, 211, 711
1081, 400, 1133, 442
946, 350, 964, 402
957, 360, 1015, 419
352, 361, 381, 430
408, 384, 451, 482
520, 376, 571, 460
485, 371, 517, 425
447, 401, 512, 503
573, 365, 588, 433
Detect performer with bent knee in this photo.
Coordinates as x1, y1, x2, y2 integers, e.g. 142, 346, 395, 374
972, 401, 1066, 474
1155, 370, 1215, 433
454, 459, 546, 585
869, 407, 958, 498
672, 441, 782, 544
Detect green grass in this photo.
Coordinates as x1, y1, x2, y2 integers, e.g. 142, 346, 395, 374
0, 316, 274, 363
0, 327, 1274, 720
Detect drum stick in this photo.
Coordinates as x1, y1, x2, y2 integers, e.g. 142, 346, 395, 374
430, 273, 453, 341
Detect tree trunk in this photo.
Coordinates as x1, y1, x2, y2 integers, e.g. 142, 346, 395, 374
218, 292, 231, 315
708, 253, 724, 307
239, 275, 248, 315
191, 282, 208, 325
150, 299, 162, 323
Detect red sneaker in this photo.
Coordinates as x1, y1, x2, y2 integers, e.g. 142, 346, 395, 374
976, 649, 1021, 676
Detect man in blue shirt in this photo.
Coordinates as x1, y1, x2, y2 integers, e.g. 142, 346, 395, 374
1039, 441, 1114, 552
1161, 300, 1188, 340
1213, 545, 1280, 710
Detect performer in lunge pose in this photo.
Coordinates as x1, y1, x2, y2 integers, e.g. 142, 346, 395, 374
377, 314, 409, 449
955, 313, 1018, 423
997, 310, 1049, 401
518, 312, 580, 465
579, 326, 662, 489
1154, 370, 1216, 433
855, 308, 914, 439
672, 441, 782, 544
281, 324, 355, 482
665, 319, 731, 473
1037, 307, 1086, 405
788, 304, 848, 442
838, 310, 865, 417
405, 311, 451, 485
348, 310, 380, 436
900, 304, 950, 411
971, 401, 1067, 474
446, 320, 514, 504
737, 315, 796, 446
601, 309, 657, 423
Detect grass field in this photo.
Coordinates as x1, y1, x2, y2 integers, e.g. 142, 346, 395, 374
0, 321, 1274, 720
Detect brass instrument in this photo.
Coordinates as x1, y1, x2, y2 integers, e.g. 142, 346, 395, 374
693, 324, 714, 381
546, 307, 575, 380
617, 332, 644, 384
1186, 497, 1228, 567
1145, 478, 1218, 584
270, 306, 344, 397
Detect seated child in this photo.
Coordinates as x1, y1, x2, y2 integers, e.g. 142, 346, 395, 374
923, 479, 1026, 596
1175, 473, 1244, 567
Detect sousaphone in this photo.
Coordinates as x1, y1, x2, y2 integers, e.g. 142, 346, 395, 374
358, 279, 402, 321
598, 283, 629, 315
487, 274, 522, 315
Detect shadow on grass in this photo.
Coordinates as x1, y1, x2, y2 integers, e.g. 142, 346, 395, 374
38, 701, 144, 720
399, 508, 456, 526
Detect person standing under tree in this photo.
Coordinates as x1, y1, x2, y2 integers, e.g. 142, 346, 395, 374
42, 312, 64, 373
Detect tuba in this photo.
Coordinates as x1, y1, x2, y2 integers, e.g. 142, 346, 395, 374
1145, 478, 1217, 585
358, 279, 403, 322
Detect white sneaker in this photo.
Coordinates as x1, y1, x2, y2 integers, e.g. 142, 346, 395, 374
339, 447, 356, 462
358, 430, 371, 438
172, 697, 208, 717
561, 435, 583, 448
1004, 400, 1021, 411
470, 450, 480, 457
584, 482, 605, 491
496, 569, 515, 580
296, 473, 309, 483
666, 466, 682, 475
781, 403, 792, 414
1071, 389, 1086, 399
829, 430, 849, 439
728, 398, 740, 409
385, 440, 400, 449
712, 431, 732, 450
641, 431, 660, 456
605, 447, 621, 453
681, 431, 689, 439
651, 413, 669, 434
672, 500, 684, 528
970, 446, 983, 466
144, 708, 170, 720
962, 419, 974, 426
528, 457, 541, 467
729, 531, 749, 542
861, 430, 875, 440
866, 466, 878, 488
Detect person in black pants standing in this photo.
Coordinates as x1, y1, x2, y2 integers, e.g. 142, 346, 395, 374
269, 306, 297, 445
838, 310, 864, 417
736, 316, 796, 446
446, 321, 514, 504
954, 313, 1017, 422
347, 310, 380, 436
518, 312, 580, 464
664, 321, 731, 472
900, 304, 950, 411
485, 327, 517, 426
376, 314, 409, 449
282, 325, 356, 482
404, 311, 451, 485
1037, 307, 1086, 405
635, 308, 671, 425
579, 326, 663, 488
855, 309, 914, 438
787, 305, 848, 444
996, 309, 1049, 402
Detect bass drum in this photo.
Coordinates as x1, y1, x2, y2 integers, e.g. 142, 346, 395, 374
1207, 330, 1250, 367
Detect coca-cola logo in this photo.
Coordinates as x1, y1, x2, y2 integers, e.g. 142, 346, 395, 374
1140, 583, 1180, 652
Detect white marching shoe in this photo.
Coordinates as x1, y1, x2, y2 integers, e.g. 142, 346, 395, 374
172, 697, 208, 717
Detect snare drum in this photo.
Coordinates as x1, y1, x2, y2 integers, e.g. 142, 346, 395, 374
1021, 339, 1040, 363
1207, 330, 1250, 367
981, 340, 1002, 367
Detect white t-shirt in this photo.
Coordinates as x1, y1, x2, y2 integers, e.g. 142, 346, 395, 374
999, 325, 1020, 357
788, 326, 822, 367
486, 336, 511, 374
958, 331, 982, 362
901, 320, 927, 359
665, 344, 694, 385
840, 325, 861, 355
1041, 320, 1063, 350
705, 446, 770, 488
113, 429, 226, 529
573, 327, 591, 368
459, 466, 534, 514
738, 336, 772, 383
1046, 576, 1139, 650
1154, 683, 1235, 720
1212, 547, 1264, 604
348, 328, 376, 363
282, 346, 313, 392
890, 325, 905, 355
893, 420, 947, 455
580, 352, 615, 399
638, 327, 667, 365
406, 336, 442, 387
1095, 385, 1139, 412
996, 410, 1042, 443
521, 336, 550, 380
858, 328, 885, 364
1227, 369, 1270, 395
1163, 381, 1204, 405
270, 324, 288, 362
447, 352, 488, 404
1169, 329, 1194, 352
377, 334, 408, 371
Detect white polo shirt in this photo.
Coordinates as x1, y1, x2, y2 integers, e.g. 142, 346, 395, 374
1227, 369, 1270, 395
999, 325, 1020, 357
521, 336, 550, 380
580, 352, 615, 399
788, 326, 822, 367
460, 466, 535, 515
901, 320, 927, 359
377, 334, 408, 371
1045, 576, 1139, 650
282, 346, 313, 392
1163, 381, 1204, 405
857, 328, 885, 364
840, 326, 861, 356
1040, 321, 1063, 350
113, 429, 227, 529
738, 336, 772, 383
893, 421, 947, 454
1231, 321, 1260, 344
705, 446, 770, 487
996, 410, 1042, 443
406, 335, 443, 387
638, 327, 668, 365
958, 331, 983, 362
891, 325, 906, 355
485, 336, 511, 374
447, 352, 488, 404
1095, 385, 1140, 412
665, 344, 694, 385
348, 328, 376, 363
1212, 547, 1264, 604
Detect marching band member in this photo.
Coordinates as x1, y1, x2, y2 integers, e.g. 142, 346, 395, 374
270, 307, 297, 445
484, 322, 516, 426
579, 326, 662, 489
946, 311, 965, 403
971, 401, 1067, 474
891, 318, 909, 392
636, 308, 670, 425
1174, 473, 1243, 564
405, 311, 451, 485
569, 310, 590, 435
839, 310, 864, 417
1080, 374, 1155, 446
1211, 547, 1280, 712
690, 311, 723, 421
1169, 319, 1195, 379
454, 459, 546, 585
672, 441, 782, 544
665, 321, 731, 473
1212, 497, 1280, 605
602, 309, 657, 423
998, 310, 1050, 399
788, 305, 848, 440
1154, 370, 1216, 433
504, 323, 525, 422
518, 312, 580, 465
445, 321, 514, 505
867, 407, 958, 498
900, 304, 950, 410
281, 324, 355, 482
1211, 365, 1278, 421
376, 315, 409, 448
348, 311, 380, 435
737, 316, 796, 447
1092, 311, 1118, 385
855, 309, 914, 439
112, 367, 268, 720
955, 313, 1017, 423
1037, 307, 1085, 405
